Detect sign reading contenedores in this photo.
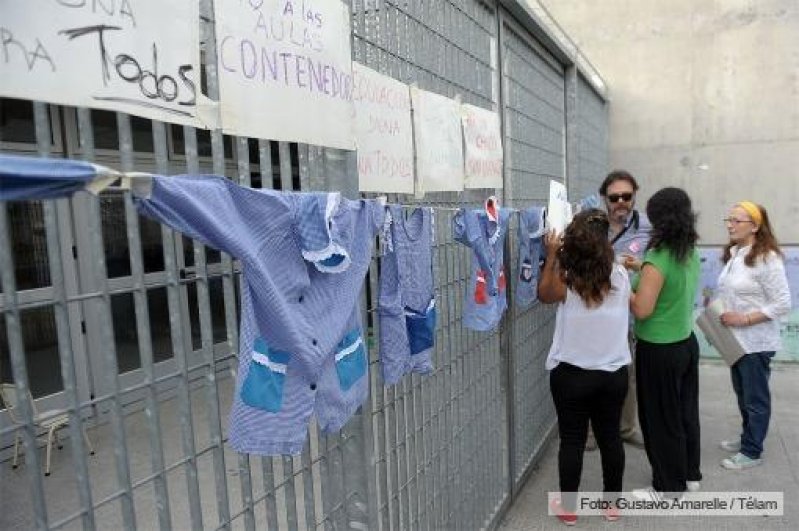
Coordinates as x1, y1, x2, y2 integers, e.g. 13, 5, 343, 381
215, 0, 355, 149
0, 0, 203, 126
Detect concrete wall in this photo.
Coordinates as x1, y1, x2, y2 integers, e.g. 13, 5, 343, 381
533, 0, 799, 244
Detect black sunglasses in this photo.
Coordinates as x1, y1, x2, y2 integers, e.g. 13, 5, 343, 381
607, 192, 633, 203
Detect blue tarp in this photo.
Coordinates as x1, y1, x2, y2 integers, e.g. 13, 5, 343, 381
0, 154, 100, 201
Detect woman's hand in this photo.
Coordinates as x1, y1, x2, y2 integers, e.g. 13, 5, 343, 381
620, 254, 642, 272
720, 311, 749, 327
544, 229, 561, 255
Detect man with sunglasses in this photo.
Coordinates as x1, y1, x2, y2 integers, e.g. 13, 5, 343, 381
584, 170, 651, 451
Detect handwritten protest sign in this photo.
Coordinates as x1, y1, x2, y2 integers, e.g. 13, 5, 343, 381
352, 63, 413, 193
411, 87, 464, 195
547, 180, 571, 234
461, 104, 503, 189
0, 0, 204, 127
214, 0, 354, 149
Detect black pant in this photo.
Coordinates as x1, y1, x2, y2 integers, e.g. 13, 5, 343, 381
636, 333, 702, 494
550, 362, 628, 510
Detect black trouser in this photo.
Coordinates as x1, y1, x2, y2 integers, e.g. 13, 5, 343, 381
550, 362, 628, 511
636, 333, 702, 494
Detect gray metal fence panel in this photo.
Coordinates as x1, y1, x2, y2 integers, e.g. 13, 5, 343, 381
572, 74, 610, 201
498, 14, 564, 489
0, 2, 608, 530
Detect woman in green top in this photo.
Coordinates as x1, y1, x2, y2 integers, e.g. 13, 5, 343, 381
628, 187, 701, 500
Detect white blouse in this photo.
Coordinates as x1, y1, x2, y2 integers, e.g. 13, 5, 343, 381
716, 245, 792, 354
546, 264, 632, 371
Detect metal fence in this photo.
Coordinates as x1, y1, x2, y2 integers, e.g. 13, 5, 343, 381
0, 1, 608, 529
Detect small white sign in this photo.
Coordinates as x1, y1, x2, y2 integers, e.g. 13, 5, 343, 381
352, 64, 414, 193
461, 104, 503, 189
214, 0, 355, 149
411, 87, 464, 195
0, 0, 204, 126
547, 180, 571, 234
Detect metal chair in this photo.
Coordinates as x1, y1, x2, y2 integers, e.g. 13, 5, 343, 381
0, 383, 95, 476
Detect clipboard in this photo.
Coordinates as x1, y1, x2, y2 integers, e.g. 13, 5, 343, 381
695, 299, 746, 367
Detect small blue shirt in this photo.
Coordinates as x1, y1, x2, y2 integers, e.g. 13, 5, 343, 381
378, 205, 435, 384
452, 198, 512, 331
135, 175, 384, 455
516, 206, 546, 308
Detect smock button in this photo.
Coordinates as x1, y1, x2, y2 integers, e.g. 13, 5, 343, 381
298, 295, 304, 303
312, 339, 318, 346
310, 383, 317, 391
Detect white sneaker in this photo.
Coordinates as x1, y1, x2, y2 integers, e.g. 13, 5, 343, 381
686, 481, 701, 492
719, 439, 741, 452
631, 487, 663, 503
721, 452, 762, 470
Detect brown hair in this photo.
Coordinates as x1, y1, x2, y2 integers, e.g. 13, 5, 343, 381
722, 203, 783, 266
558, 209, 614, 306
599, 169, 639, 196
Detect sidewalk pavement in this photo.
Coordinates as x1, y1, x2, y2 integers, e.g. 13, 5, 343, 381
499, 361, 799, 530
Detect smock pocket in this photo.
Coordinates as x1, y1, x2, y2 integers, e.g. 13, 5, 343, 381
406, 301, 436, 356
241, 338, 290, 413
334, 329, 367, 391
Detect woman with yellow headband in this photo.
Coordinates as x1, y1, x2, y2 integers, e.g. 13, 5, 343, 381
717, 201, 791, 470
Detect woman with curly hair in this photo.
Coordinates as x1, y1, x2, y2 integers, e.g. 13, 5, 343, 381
629, 187, 701, 501
539, 209, 632, 525
717, 202, 790, 470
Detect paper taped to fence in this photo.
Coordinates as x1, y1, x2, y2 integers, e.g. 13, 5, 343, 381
353, 63, 414, 193
461, 104, 503, 189
411, 87, 465, 195
0, 0, 205, 127
214, 0, 355, 149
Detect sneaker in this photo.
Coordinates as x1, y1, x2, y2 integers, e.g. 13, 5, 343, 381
686, 481, 701, 492
585, 437, 598, 452
549, 498, 578, 526
719, 439, 741, 452
621, 431, 645, 449
631, 486, 664, 503
602, 505, 621, 522
721, 452, 762, 470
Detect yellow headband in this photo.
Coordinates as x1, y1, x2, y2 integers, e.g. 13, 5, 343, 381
737, 201, 763, 226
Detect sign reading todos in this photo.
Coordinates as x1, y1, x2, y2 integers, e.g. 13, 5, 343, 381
215, 0, 355, 149
352, 63, 414, 194
0, 0, 204, 126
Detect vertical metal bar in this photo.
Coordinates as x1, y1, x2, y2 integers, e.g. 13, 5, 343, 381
117, 111, 171, 531
282, 456, 299, 531
341, 415, 369, 530
234, 137, 257, 531
319, 435, 336, 530
151, 119, 204, 530
76, 106, 137, 529
33, 102, 97, 531
301, 446, 316, 529
0, 201, 49, 531
278, 143, 293, 191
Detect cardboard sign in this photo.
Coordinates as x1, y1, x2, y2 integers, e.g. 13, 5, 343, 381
0, 0, 205, 126
352, 64, 414, 193
411, 87, 464, 194
214, 0, 355, 149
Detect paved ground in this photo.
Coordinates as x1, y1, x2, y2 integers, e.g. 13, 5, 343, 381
499, 361, 799, 530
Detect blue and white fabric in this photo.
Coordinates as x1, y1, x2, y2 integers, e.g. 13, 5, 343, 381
378, 205, 436, 384
134, 175, 384, 455
452, 197, 512, 332
611, 210, 651, 261
516, 206, 546, 308
0, 154, 116, 201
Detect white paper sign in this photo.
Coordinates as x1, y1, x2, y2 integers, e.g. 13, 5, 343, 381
547, 180, 571, 234
461, 104, 503, 189
352, 64, 413, 193
215, 0, 355, 149
411, 87, 464, 194
0, 0, 204, 126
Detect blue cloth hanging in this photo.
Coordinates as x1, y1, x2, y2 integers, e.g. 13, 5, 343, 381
0, 154, 101, 201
